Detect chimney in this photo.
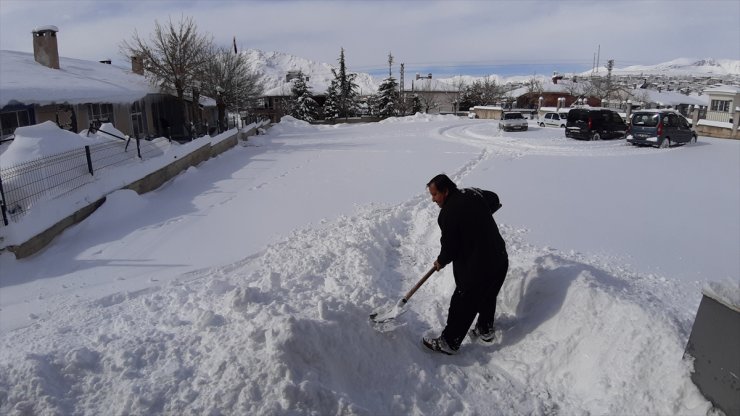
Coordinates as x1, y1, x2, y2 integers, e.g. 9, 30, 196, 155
32, 25, 60, 69
131, 55, 144, 75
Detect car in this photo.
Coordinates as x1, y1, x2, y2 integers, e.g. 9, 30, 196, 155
565, 108, 627, 140
626, 110, 697, 148
498, 112, 528, 132
539, 112, 568, 128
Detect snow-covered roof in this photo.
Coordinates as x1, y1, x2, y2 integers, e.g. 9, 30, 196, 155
0, 50, 156, 108
629, 88, 708, 106
703, 85, 740, 95
506, 80, 575, 98
411, 78, 459, 92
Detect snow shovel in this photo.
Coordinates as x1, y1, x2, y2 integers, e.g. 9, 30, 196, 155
369, 266, 437, 324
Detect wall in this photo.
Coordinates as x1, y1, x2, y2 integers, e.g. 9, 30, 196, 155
471, 106, 503, 120
5, 128, 249, 259
696, 124, 739, 139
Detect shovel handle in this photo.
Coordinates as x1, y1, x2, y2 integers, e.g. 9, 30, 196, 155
402, 266, 437, 302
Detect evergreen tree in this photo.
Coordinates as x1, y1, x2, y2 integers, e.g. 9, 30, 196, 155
289, 72, 318, 122
376, 76, 399, 118
331, 48, 360, 119
410, 94, 423, 114
323, 77, 340, 121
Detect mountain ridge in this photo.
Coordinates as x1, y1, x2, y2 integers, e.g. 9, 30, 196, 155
246, 49, 740, 94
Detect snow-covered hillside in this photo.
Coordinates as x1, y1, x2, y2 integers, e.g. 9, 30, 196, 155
607, 58, 740, 76
245, 49, 378, 96
245, 49, 740, 95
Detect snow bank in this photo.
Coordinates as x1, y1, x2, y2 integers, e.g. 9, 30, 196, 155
267, 115, 319, 135
703, 280, 740, 312
79, 122, 129, 142
0, 192, 713, 415
0, 121, 89, 167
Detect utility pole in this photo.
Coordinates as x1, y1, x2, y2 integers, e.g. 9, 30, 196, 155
388, 52, 393, 78
400, 63, 405, 115
606, 59, 614, 101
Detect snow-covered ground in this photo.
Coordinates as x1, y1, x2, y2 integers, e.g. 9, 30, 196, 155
1, 114, 738, 415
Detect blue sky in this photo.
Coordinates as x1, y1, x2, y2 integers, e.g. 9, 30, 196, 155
1, 0, 738, 78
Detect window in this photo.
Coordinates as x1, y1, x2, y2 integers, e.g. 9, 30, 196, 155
0, 108, 32, 138
88, 103, 114, 123
710, 99, 731, 112
664, 114, 678, 127
130, 101, 146, 138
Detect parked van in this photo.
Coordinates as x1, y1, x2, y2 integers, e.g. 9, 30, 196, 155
626, 110, 697, 148
565, 108, 627, 140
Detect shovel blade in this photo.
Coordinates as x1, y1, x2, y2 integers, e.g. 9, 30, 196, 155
369, 299, 407, 324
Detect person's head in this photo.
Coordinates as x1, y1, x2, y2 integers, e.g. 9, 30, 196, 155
427, 174, 457, 208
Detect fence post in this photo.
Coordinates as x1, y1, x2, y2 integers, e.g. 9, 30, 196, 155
85, 145, 93, 175
0, 173, 8, 226
136, 137, 141, 159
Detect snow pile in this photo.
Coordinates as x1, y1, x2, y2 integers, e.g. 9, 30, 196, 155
703, 280, 740, 312
0, 192, 713, 415
79, 122, 128, 142
0, 121, 89, 166
267, 115, 319, 135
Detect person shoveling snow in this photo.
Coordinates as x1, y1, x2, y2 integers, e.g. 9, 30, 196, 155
422, 174, 509, 355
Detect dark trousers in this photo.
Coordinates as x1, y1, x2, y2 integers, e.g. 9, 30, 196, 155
442, 257, 508, 349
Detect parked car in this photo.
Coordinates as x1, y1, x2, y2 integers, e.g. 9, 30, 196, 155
626, 110, 697, 148
539, 112, 568, 128
499, 112, 528, 132
565, 108, 627, 140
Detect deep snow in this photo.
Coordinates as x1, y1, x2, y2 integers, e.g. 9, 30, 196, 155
1, 114, 738, 415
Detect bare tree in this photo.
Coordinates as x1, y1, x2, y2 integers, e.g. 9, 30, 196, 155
200, 47, 263, 131
449, 77, 468, 113
121, 16, 213, 124
525, 76, 544, 96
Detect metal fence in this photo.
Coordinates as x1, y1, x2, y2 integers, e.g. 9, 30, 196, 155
0, 137, 169, 225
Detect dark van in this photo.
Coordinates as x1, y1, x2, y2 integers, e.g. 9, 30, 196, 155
626, 110, 697, 148
565, 108, 627, 140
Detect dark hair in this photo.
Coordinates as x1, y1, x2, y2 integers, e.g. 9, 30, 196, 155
426, 174, 458, 193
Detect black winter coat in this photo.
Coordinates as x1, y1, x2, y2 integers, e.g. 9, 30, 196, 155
436, 187, 507, 292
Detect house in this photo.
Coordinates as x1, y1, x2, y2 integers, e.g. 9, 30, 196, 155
409, 74, 463, 114
703, 85, 740, 123
511, 75, 602, 110
694, 85, 740, 139
0, 26, 217, 142
604, 88, 708, 117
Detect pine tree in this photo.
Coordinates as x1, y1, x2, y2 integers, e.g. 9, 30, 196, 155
376, 76, 399, 118
323, 77, 340, 121
289, 72, 318, 122
410, 94, 423, 114
332, 48, 360, 119
374, 51, 399, 118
